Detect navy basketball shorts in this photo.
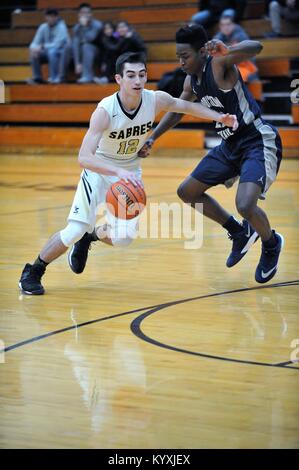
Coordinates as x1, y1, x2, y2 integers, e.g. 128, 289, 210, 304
191, 121, 282, 199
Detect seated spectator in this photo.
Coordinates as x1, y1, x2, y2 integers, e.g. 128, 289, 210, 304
95, 21, 119, 83
266, 0, 299, 37
94, 21, 146, 84
72, 3, 103, 83
28, 8, 69, 84
191, 1, 247, 27
115, 21, 147, 56
214, 15, 259, 83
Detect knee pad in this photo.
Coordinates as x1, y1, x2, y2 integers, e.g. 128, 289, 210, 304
60, 221, 90, 247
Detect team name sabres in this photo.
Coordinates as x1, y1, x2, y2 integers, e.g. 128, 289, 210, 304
109, 121, 153, 139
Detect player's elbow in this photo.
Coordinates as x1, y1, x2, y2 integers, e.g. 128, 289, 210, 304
254, 41, 263, 54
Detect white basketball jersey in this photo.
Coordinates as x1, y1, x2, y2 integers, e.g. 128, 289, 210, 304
96, 89, 156, 169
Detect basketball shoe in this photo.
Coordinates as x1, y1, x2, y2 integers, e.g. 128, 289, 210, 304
68, 232, 95, 274
19, 263, 45, 295
255, 231, 284, 283
226, 219, 259, 268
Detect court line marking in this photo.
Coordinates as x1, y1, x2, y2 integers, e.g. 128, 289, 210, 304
131, 281, 299, 371
1, 280, 299, 371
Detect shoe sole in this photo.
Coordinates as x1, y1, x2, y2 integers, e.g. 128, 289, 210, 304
18, 281, 44, 295
68, 245, 84, 274
226, 231, 259, 268
255, 233, 284, 283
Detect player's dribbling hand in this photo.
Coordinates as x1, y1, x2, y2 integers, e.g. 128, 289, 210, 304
138, 138, 154, 158
116, 169, 144, 188
204, 40, 229, 57
220, 113, 239, 131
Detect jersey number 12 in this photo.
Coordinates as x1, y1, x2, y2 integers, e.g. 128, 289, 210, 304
117, 139, 139, 155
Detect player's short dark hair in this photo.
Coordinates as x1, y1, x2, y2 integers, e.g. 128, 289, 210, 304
115, 52, 146, 76
78, 3, 91, 10
176, 24, 208, 51
45, 8, 59, 16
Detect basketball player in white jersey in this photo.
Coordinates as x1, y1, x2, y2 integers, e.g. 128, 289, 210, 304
19, 51, 238, 295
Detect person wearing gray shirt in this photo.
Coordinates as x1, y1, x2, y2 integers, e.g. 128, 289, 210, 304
214, 15, 259, 83
71, 3, 102, 83
28, 8, 69, 84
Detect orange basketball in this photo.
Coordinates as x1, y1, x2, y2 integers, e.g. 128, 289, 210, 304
106, 179, 146, 220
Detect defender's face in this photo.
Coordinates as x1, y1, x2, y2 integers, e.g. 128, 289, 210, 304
176, 43, 205, 75
116, 63, 147, 96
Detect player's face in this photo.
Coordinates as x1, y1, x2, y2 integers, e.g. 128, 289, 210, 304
176, 43, 205, 75
116, 63, 147, 96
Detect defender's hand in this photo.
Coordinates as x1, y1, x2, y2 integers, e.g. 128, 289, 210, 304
204, 40, 229, 57
220, 113, 238, 131
138, 138, 154, 158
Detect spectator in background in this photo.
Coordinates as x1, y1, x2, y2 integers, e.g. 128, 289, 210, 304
191, 1, 247, 27
214, 15, 259, 83
72, 3, 102, 83
95, 21, 119, 84
115, 21, 147, 56
266, 0, 299, 37
94, 20, 146, 84
28, 8, 69, 84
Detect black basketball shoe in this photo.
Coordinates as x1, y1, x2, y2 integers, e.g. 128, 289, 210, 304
19, 263, 45, 295
255, 231, 284, 283
68, 232, 94, 274
226, 219, 259, 268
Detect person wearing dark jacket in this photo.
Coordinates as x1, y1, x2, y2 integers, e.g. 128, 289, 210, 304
95, 21, 146, 83
94, 21, 118, 83
115, 21, 147, 56
191, 0, 247, 26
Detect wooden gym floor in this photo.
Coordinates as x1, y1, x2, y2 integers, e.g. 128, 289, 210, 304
0, 151, 298, 449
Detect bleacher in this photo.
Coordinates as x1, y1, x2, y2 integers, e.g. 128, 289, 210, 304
0, 0, 298, 156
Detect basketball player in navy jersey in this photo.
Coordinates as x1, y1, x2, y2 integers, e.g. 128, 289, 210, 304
139, 25, 283, 284
19, 51, 237, 295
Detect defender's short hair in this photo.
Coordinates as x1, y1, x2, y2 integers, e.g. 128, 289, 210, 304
115, 52, 146, 76
176, 24, 208, 51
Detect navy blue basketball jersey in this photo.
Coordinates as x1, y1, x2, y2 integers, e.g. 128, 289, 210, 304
190, 57, 261, 140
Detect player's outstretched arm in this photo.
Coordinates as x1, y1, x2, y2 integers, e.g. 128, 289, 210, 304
138, 76, 196, 158
204, 39, 263, 67
156, 90, 238, 130
78, 106, 141, 186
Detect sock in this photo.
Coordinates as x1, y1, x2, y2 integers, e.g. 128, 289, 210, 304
33, 255, 48, 269
90, 228, 99, 241
263, 231, 278, 249
222, 216, 243, 235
